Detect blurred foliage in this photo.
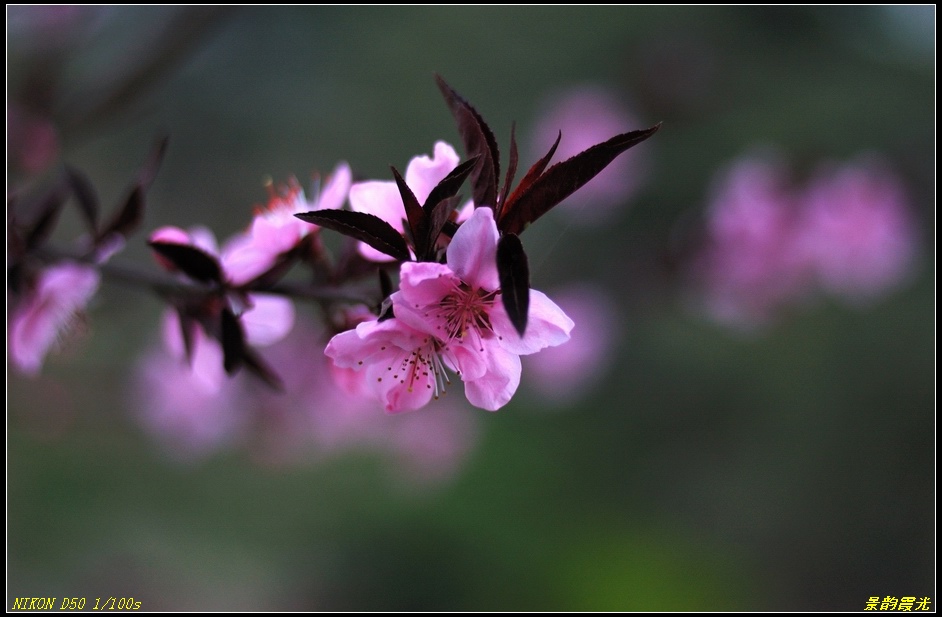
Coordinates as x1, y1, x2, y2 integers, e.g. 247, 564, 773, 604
7, 6, 934, 610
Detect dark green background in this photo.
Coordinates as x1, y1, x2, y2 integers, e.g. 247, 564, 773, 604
8, 7, 934, 610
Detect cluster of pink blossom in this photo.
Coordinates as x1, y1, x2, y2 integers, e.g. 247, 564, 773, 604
133, 317, 479, 481
691, 152, 921, 328
8, 76, 659, 467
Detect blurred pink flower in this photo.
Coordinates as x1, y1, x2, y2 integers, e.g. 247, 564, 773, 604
132, 311, 247, 459
244, 324, 480, 483
148, 225, 295, 346
385, 403, 479, 484
691, 152, 922, 329
797, 157, 920, 303
692, 154, 813, 328
9, 263, 100, 375
223, 163, 351, 285
528, 85, 649, 224
348, 141, 465, 262
524, 284, 619, 405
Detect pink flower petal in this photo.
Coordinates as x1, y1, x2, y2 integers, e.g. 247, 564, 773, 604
394, 262, 460, 326
317, 162, 352, 212
241, 294, 295, 346
491, 289, 574, 355
463, 346, 521, 411
10, 263, 100, 375
404, 141, 460, 203
446, 206, 499, 290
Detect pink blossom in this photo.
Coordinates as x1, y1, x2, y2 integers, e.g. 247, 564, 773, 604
9, 263, 100, 375
326, 318, 456, 413
524, 284, 619, 405
385, 403, 479, 484
692, 154, 813, 328
223, 163, 351, 285
234, 324, 480, 484
348, 141, 464, 262
327, 207, 573, 412
148, 226, 295, 346
692, 152, 922, 329
132, 311, 247, 459
797, 157, 920, 303
529, 85, 649, 224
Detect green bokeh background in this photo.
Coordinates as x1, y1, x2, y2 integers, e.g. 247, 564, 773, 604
8, 6, 935, 610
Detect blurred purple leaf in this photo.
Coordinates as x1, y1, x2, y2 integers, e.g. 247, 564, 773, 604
65, 166, 99, 233
148, 240, 223, 284
220, 308, 245, 375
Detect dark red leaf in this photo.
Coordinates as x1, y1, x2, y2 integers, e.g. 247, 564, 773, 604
66, 166, 99, 233
295, 209, 410, 262
497, 122, 519, 218
24, 176, 70, 249
496, 233, 530, 336
498, 124, 660, 235
176, 309, 199, 364
378, 267, 393, 300
149, 240, 224, 284
242, 348, 284, 390
426, 195, 461, 260
422, 155, 479, 215
99, 186, 145, 240
418, 156, 477, 260
25, 203, 63, 250
220, 308, 245, 374
439, 220, 459, 240
501, 130, 561, 219
136, 135, 169, 190
435, 74, 500, 209
391, 166, 427, 257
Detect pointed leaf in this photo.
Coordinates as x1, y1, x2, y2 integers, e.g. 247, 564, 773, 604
295, 209, 410, 262
149, 240, 224, 284
435, 74, 500, 209
497, 122, 519, 218
378, 267, 393, 300
377, 295, 396, 322
498, 124, 660, 235
421, 155, 479, 215
25, 202, 64, 250
99, 185, 145, 240
24, 176, 70, 249
497, 233, 530, 336
391, 166, 426, 257
136, 135, 169, 191
426, 195, 461, 259
66, 166, 100, 233
501, 130, 561, 218
439, 219, 459, 241
243, 347, 284, 390
176, 309, 198, 364
220, 308, 245, 374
